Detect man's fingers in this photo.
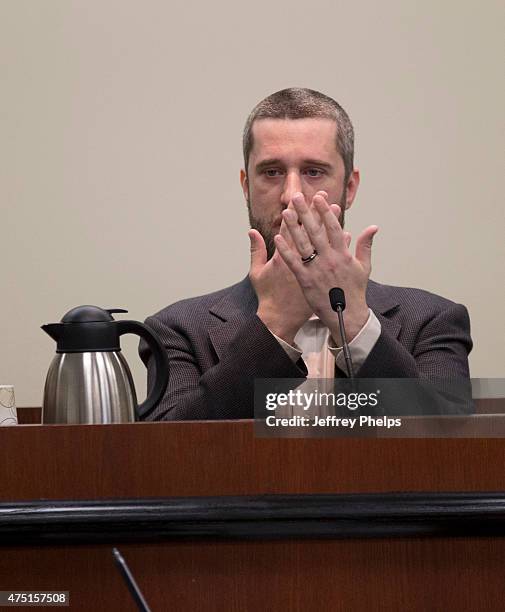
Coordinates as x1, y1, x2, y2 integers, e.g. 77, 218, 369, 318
309, 192, 330, 230
282, 208, 314, 259
273, 234, 304, 277
279, 216, 295, 247
343, 231, 352, 249
355, 226, 379, 273
313, 199, 345, 250
248, 229, 267, 273
292, 192, 328, 252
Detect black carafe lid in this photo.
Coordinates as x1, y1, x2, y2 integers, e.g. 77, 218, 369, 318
43, 306, 128, 353
62, 305, 127, 324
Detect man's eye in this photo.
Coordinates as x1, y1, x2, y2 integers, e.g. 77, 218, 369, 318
304, 168, 324, 177
264, 169, 282, 177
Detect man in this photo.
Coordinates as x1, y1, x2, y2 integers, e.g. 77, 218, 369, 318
139, 88, 472, 421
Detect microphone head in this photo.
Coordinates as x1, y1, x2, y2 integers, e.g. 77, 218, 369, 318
329, 287, 346, 312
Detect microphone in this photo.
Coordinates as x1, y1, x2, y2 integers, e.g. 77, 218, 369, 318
329, 288, 355, 379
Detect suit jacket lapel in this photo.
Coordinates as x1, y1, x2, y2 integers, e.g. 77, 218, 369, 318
366, 280, 401, 339
208, 277, 258, 361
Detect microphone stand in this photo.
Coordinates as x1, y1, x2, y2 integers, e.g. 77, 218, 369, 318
113, 547, 151, 612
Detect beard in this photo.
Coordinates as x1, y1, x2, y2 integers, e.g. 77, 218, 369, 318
246, 189, 347, 261
246, 204, 278, 261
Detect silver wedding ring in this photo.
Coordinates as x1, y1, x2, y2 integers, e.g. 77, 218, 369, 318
301, 249, 318, 264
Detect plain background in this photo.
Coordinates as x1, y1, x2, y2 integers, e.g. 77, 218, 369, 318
1, 0, 503, 407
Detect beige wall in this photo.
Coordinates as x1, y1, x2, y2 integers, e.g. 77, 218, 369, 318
1, 0, 503, 407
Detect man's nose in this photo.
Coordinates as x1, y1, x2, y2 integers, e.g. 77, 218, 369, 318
280, 171, 303, 208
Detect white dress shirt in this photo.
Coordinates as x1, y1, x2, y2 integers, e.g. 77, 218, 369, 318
271, 309, 381, 377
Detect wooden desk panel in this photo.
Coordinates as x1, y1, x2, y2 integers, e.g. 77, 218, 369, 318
2, 421, 505, 611
2, 539, 504, 611
3, 420, 505, 500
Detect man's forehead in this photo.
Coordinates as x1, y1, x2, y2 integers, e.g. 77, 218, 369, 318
250, 117, 338, 157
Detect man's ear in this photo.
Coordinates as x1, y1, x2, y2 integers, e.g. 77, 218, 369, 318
344, 168, 360, 211
240, 169, 249, 202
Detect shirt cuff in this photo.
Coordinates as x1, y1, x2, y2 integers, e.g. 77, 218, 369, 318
328, 309, 381, 374
270, 331, 303, 363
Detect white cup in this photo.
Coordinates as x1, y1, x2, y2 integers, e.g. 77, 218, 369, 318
0, 385, 18, 426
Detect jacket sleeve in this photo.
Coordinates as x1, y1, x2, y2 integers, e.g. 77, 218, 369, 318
139, 314, 307, 421
357, 302, 472, 379
356, 303, 473, 414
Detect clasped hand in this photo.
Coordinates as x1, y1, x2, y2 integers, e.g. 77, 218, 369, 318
274, 192, 378, 343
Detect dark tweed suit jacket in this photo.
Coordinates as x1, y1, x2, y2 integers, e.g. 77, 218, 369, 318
139, 277, 472, 421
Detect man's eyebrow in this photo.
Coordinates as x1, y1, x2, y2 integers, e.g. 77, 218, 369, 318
254, 158, 283, 172
254, 158, 334, 171
303, 159, 334, 169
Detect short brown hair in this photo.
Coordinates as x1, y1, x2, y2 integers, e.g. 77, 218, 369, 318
243, 88, 354, 180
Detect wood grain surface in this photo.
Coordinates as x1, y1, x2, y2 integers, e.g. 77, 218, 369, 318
1, 420, 505, 611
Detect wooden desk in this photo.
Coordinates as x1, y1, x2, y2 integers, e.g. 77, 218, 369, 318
1, 419, 505, 611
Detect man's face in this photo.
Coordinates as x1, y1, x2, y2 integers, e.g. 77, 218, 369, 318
240, 118, 360, 259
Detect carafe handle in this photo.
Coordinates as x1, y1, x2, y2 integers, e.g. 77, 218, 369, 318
116, 320, 169, 419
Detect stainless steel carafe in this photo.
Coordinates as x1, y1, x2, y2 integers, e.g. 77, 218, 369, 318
42, 306, 169, 424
